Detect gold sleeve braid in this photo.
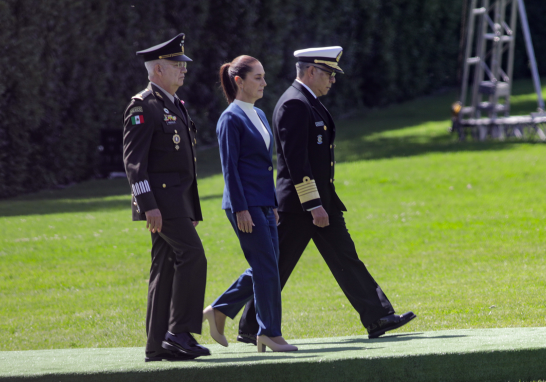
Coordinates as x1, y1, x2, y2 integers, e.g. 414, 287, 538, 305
295, 176, 320, 204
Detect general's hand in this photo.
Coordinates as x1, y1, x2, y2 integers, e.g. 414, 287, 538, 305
311, 206, 329, 228
236, 210, 255, 233
273, 208, 279, 226
192, 221, 199, 227
145, 208, 162, 233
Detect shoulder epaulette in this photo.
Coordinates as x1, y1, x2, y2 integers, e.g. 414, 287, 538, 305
132, 89, 152, 101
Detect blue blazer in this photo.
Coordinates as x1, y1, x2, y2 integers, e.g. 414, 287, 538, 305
217, 103, 277, 212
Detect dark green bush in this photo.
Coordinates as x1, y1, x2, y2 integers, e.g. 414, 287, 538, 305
0, 0, 544, 198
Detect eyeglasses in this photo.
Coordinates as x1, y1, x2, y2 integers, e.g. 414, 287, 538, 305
312, 65, 336, 78
170, 62, 187, 69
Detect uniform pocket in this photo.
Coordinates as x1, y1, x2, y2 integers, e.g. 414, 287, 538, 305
162, 121, 178, 133
148, 172, 181, 188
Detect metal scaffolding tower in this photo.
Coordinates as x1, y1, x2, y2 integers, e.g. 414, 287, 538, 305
452, 0, 546, 140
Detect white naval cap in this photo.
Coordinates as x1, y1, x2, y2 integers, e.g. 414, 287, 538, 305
294, 46, 344, 74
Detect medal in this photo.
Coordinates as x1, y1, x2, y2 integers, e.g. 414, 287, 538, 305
173, 134, 181, 144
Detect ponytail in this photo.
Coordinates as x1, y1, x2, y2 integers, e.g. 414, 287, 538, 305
219, 63, 237, 104
219, 55, 259, 104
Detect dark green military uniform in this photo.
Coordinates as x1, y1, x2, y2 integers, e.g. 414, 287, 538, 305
124, 83, 201, 222
123, 82, 206, 355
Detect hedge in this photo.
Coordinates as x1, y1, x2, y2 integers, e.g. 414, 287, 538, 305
0, 0, 544, 198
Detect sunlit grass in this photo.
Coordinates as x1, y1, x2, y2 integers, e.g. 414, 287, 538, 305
1, 79, 546, 350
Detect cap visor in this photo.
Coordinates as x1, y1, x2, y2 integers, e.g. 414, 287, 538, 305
165, 54, 192, 62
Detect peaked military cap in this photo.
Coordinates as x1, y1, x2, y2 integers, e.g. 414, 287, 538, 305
136, 33, 192, 62
294, 46, 344, 74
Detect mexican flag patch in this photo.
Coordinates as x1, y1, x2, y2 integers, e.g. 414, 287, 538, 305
131, 115, 145, 125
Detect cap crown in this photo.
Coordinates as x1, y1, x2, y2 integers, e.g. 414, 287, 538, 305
294, 46, 343, 73
136, 33, 192, 62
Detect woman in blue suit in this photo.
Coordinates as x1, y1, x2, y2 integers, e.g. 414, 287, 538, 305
203, 55, 297, 353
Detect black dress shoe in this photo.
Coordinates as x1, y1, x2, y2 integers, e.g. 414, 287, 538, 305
145, 350, 197, 362
236, 333, 257, 345
366, 311, 417, 339
162, 332, 211, 357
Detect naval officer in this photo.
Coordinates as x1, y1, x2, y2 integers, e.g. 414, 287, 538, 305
237, 47, 416, 343
123, 33, 210, 362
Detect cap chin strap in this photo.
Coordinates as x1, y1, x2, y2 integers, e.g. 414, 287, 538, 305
313, 59, 343, 73
159, 52, 185, 59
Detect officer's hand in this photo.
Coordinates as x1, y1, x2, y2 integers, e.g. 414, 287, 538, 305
236, 210, 255, 233
192, 221, 199, 227
273, 208, 279, 226
145, 209, 162, 233
311, 206, 329, 228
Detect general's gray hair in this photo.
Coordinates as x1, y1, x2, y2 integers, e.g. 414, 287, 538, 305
145, 59, 164, 78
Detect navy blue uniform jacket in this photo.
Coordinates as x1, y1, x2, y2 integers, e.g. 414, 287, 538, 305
273, 81, 346, 213
216, 103, 277, 212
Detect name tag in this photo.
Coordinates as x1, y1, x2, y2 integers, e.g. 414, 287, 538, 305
315, 121, 325, 127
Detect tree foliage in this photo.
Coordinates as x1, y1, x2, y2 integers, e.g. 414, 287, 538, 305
0, 0, 544, 198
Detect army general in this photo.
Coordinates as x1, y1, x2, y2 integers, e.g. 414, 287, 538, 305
122, 33, 210, 362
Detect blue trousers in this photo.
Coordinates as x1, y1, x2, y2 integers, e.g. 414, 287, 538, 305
211, 206, 282, 337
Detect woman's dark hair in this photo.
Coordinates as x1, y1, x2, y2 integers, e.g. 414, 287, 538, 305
219, 55, 259, 104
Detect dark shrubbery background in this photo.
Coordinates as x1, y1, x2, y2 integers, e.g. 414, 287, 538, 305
0, 0, 545, 198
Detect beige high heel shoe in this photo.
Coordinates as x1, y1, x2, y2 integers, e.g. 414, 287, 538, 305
257, 335, 298, 352
202, 306, 228, 347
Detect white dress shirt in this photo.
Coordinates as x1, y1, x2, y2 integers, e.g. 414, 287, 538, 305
296, 79, 317, 98
233, 99, 270, 150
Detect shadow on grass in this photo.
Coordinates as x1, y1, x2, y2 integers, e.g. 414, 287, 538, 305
294, 333, 466, 346
332, 79, 546, 162
197, 355, 318, 363
335, 134, 527, 163
366, 334, 467, 343
1, 80, 543, 214
0, 176, 224, 217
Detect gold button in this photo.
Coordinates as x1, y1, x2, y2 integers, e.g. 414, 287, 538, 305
174, 130, 178, 133
162, 184, 166, 188
194, 138, 197, 144
194, 157, 197, 162
268, 166, 273, 171
324, 125, 327, 131
330, 144, 332, 149
330, 179, 333, 183
331, 161, 333, 166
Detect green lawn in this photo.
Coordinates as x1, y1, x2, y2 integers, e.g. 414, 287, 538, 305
1, 80, 546, 351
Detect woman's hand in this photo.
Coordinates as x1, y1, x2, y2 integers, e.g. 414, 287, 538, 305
273, 208, 279, 226
236, 210, 255, 233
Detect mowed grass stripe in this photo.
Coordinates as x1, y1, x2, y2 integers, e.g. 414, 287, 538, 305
1, 80, 545, 351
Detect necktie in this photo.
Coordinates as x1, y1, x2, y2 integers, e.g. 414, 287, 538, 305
173, 96, 187, 125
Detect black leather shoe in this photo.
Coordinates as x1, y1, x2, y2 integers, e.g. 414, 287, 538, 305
162, 332, 211, 357
237, 333, 257, 345
145, 350, 197, 362
366, 311, 417, 339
